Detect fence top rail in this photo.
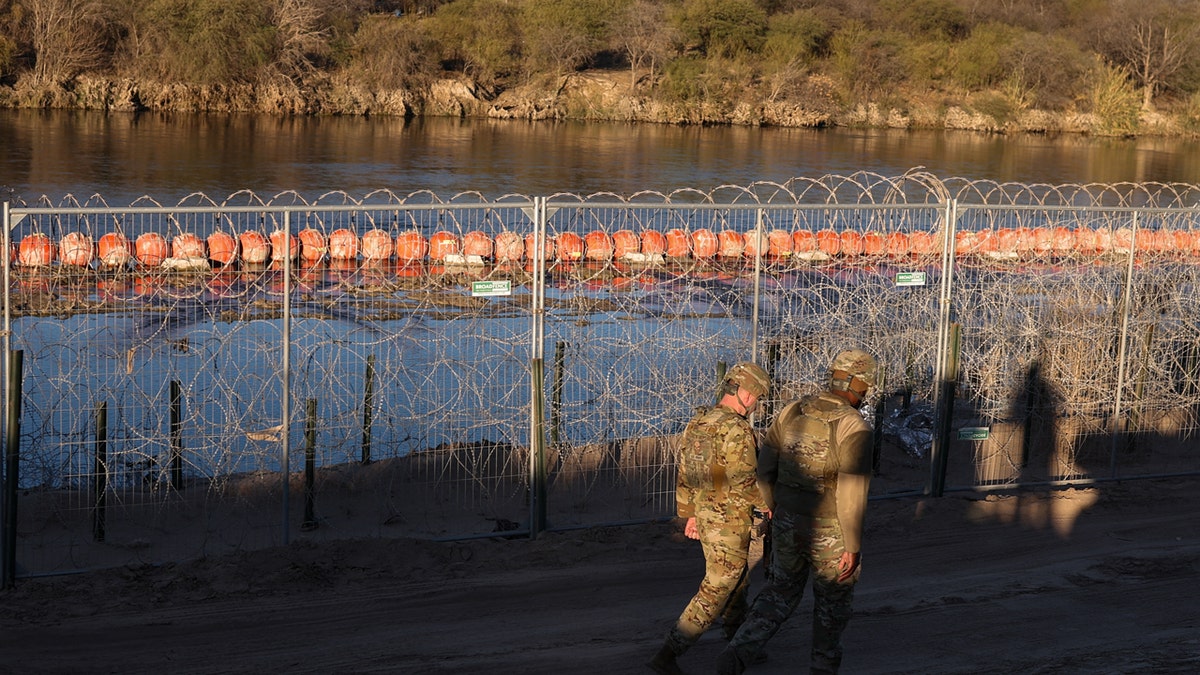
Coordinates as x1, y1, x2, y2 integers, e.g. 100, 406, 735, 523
3, 202, 538, 217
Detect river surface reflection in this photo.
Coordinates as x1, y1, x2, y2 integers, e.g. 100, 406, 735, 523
3, 109, 1200, 205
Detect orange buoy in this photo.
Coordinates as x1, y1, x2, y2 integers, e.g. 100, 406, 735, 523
239, 231, 270, 264
556, 231, 585, 262
613, 229, 640, 259
863, 232, 886, 257
59, 231, 94, 267
328, 228, 359, 260
1173, 229, 1193, 255
207, 230, 238, 266
361, 229, 395, 261
815, 229, 840, 256
767, 229, 792, 258
395, 230, 431, 261
972, 229, 997, 255
172, 232, 206, 260
743, 230, 766, 258
1029, 227, 1053, 256
953, 230, 976, 256
718, 230, 744, 258
1050, 226, 1074, 255
428, 231, 460, 261
18, 232, 55, 266
641, 229, 667, 256
524, 233, 555, 261
886, 232, 911, 257
791, 230, 817, 253
994, 228, 1019, 254
691, 228, 718, 259
135, 232, 168, 267
298, 228, 327, 262
665, 228, 690, 258
270, 230, 299, 261
97, 232, 133, 268
840, 231, 864, 257
1112, 227, 1134, 252
584, 230, 614, 261
908, 231, 936, 256
462, 230, 493, 259
494, 231, 523, 261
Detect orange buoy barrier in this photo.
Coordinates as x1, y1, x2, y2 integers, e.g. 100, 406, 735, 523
718, 230, 744, 258
270, 230, 299, 261
328, 228, 358, 260
556, 231, 584, 262
172, 232, 206, 260
691, 228, 718, 259
862, 232, 885, 257
429, 230, 460, 261
584, 230, 614, 261
494, 231, 523, 261
815, 229, 840, 256
361, 228, 395, 261
1173, 229, 1194, 255
59, 231, 94, 267
396, 230, 432, 261
1050, 226, 1074, 255
18, 233, 55, 266
908, 231, 936, 256
641, 229, 667, 256
1029, 227, 1053, 256
613, 229, 640, 259
462, 230, 493, 259
767, 229, 792, 258
994, 228, 1019, 254
524, 233, 555, 261
207, 230, 238, 266
792, 230, 817, 254
742, 230, 766, 258
298, 228, 328, 262
135, 232, 168, 267
665, 228, 690, 258
839, 231, 864, 257
886, 232, 911, 258
1112, 227, 1134, 252
239, 231, 270, 264
97, 232, 132, 268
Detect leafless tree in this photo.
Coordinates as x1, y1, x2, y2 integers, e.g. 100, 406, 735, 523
270, 0, 331, 81
23, 0, 108, 85
1092, 0, 1200, 111
613, 0, 676, 91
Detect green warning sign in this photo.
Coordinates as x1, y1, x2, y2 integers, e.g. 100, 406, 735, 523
895, 272, 927, 287
957, 427, 990, 440
471, 280, 512, 297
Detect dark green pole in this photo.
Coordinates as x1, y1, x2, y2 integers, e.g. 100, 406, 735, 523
2, 350, 23, 589
94, 401, 107, 543
302, 399, 318, 531
550, 341, 565, 447
530, 357, 547, 538
169, 380, 182, 489
360, 354, 375, 465
929, 323, 960, 497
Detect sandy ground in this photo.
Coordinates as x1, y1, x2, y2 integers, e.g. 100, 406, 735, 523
2, 475, 1198, 675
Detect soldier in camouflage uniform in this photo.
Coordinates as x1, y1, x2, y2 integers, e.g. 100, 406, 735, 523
717, 349, 878, 675
648, 362, 771, 675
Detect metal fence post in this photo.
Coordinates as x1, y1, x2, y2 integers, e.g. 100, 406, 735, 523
281, 210, 292, 544
2, 350, 22, 589
528, 196, 548, 538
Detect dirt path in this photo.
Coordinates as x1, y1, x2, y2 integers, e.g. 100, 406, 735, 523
2, 477, 1198, 674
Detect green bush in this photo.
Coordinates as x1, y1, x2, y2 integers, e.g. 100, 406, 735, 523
345, 14, 439, 90
673, 0, 767, 59
133, 0, 274, 85
1089, 58, 1140, 136
428, 0, 523, 86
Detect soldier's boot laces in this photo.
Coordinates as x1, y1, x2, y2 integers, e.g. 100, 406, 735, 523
647, 644, 685, 675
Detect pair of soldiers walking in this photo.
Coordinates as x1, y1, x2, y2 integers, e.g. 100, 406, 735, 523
649, 350, 879, 675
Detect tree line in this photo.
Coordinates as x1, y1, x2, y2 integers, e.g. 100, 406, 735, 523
2, 0, 1200, 134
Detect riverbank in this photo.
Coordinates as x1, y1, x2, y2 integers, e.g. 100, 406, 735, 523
2, 70, 1193, 138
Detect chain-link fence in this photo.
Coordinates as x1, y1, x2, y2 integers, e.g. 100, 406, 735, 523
2, 173, 1199, 578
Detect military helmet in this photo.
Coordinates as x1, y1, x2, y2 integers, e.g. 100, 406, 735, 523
725, 361, 770, 398
828, 348, 878, 400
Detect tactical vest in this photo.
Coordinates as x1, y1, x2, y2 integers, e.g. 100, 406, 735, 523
678, 406, 745, 492
777, 393, 852, 496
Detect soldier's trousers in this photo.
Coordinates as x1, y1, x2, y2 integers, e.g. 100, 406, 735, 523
727, 510, 856, 674
664, 512, 753, 655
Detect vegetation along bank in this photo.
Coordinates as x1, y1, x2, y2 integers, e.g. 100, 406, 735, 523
3, 0, 1200, 137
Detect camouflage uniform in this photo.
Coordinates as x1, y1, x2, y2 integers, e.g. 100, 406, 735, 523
661, 402, 765, 657
722, 390, 873, 674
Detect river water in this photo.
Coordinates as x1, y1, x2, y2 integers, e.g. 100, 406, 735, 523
4, 109, 1200, 206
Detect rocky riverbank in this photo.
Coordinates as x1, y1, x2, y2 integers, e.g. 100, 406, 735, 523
0, 70, 1191, 137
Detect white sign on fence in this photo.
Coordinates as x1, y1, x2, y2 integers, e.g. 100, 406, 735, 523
895, 271, 927, 286
471, 280, 512, 297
